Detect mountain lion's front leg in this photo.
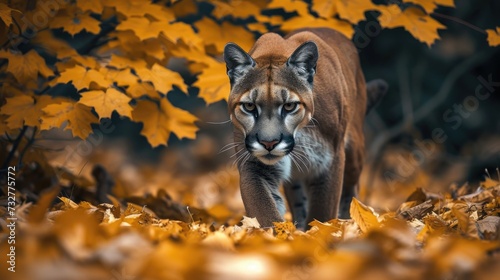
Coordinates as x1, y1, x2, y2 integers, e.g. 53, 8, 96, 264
306, 147, 346, 227
239, 160, 285, 227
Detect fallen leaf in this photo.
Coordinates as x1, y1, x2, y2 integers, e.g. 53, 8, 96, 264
241, 216, 261, 229
27, 186, 61, 224
476, 216, 500, 240
350, 197, 380, 233
273, 221, 296, 240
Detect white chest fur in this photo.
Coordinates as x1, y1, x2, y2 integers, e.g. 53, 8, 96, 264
280, 129, 333, 181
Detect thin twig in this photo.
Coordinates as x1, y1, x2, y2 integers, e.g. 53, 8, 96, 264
432, 12, 487, 35
1, 126, 27, 172
17, 127, 37, 168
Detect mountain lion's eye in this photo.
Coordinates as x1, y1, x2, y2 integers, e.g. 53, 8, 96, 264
242, 103, 256, 112
283, 103, 298, 112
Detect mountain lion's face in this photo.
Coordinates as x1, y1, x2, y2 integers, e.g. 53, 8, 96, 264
224, 42, 318, 165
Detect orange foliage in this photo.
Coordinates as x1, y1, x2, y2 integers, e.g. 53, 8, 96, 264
1, 0, 496, 147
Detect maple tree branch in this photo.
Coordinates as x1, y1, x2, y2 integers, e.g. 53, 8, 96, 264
1, 125, 27, 174
17, 127, 37, 168
431, 12, 487, 35
12, 17, 23, 37
79, 17, 117, 54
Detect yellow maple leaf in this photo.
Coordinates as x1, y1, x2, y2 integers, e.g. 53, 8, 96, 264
116, 17, 164, 41
135, 63, 187, 94
108, 54, 147, 69
0, 95, 59, 129
0, 115, 13, 135
132, 99, 198, 147
307, 219, 344, 241
32, 30, 72, 56
77, 0, 103, 13
241, 216, 261, 229
211, 0, 262, 20
311, 0, 338, 19
267, 0, 309, 16
255, 14, 284, 26
50, 65, 109, 90
0, 49, 54, 84
126, 81, 161, 99
0, 3, 20, 27
161, 22, 204, 49
273, 221, 296, 240
99, 67, 138, 87
193, 59, 231, 104
403, 0, 455, 14
107, 0, 175, 22
247, 22, 268, 34
78, 88, 133, 119
50, 10, 101, 36
195, 18, 255, 53
350, 197, 380, 233
379, 6, 446, 46
41, 101, 98, 139
280, 14, 354, 39
336, 0, 379, 24
486, 27, 500, 47
141, 38, 166, 61
169, 43, 211, 65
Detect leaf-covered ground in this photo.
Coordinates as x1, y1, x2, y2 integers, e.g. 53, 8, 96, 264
1, 176, 499, 280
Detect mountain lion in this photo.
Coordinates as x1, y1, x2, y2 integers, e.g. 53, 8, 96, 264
224, 28, 387, 229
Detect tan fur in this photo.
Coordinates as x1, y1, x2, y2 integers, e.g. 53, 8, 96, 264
225, 28, 369, 229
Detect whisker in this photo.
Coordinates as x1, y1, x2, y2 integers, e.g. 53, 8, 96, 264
230, 148, 247, 158
295, 143, 315, 149
233, 150, 249, 167
292, 151, 310, 172
218, 142, 243, 154
294, 150, 312, 167
311, 117, 320, 126
289, 153, 303, 173
206, 119, 232, 125
241, 153, 252, 169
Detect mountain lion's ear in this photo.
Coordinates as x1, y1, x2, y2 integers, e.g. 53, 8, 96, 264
287, 41, 318, 85
224, 43, 255, 84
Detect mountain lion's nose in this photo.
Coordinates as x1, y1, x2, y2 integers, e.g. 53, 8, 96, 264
259, 139, 280, 151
